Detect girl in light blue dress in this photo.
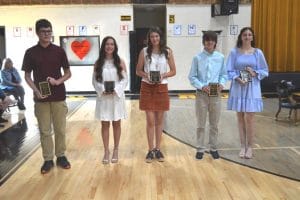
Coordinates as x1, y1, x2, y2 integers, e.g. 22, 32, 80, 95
226, 27, 268, 159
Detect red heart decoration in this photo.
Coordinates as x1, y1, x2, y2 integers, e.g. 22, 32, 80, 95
71, 40, 91, 60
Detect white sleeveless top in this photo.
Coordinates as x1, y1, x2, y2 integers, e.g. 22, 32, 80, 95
142, 47, 169, 84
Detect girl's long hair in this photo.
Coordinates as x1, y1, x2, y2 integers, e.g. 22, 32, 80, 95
146, 27, 169, 63
236, 27, 256, 48
94, 36, 123, 82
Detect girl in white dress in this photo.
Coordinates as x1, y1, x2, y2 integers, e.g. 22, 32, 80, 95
92, 36, 128, 164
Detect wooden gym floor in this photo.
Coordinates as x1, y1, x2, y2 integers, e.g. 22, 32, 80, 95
0, 97, 299, 200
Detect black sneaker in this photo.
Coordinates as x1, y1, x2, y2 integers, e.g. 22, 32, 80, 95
195, 152, 204, 160
154, 149, 165, 162
56, 156, 71, 169
17, 102, 26, 110
210, 150, 220, 159
41, 160, 54, 174
145, 150, 154, 163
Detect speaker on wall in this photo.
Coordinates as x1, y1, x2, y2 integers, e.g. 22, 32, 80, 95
221, 0, 239, 15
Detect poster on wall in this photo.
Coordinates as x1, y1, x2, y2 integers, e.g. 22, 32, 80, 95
230, 25, 238, 35
66, 26, 75, 36
188, 24, 196, 35
79, 25, 87, 36
60, 35, 100, 66
27, 27, 34, 37
173, 25, 182, 36
13, 27, 21, 37
120, 25, 128, 35
92, 25, 100, 34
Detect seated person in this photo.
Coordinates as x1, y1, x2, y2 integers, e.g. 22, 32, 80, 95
1, 58, 25, 110
0, 88, 17, 127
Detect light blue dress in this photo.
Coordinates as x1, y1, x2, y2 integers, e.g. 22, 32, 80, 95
226, 48, 269, 112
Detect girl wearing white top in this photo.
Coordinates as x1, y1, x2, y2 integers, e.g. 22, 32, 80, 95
136, 27, 176, 163
93, 36, 128, 164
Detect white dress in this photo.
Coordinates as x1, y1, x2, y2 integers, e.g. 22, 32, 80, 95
92, 59, 128, 121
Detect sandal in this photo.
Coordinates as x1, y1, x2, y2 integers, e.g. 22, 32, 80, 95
111, 148, 118, 163
102, 150, 110, 164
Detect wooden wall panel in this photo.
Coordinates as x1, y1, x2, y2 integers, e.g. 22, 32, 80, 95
0, 0, 251, 5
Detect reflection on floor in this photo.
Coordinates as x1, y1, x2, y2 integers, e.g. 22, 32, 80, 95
164, 98, 300, 181
0, 118, 33, 185
0, 98, 86, 185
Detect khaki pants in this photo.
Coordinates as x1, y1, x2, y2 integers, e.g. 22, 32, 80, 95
34, 101, 68, 161
195, 91, 221, 152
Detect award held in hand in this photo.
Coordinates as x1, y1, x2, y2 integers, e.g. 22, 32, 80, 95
39, 81, 51, 96
104, 81, 115, 93
209, 83, 219, 97
149, 71, 160, 83
240, 70, 252, 82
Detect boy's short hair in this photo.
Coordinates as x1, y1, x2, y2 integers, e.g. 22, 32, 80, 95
35, 19, 52, 33
202, 31, 218, 47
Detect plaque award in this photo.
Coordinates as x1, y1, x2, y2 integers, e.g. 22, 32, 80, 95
39, 81, 51, 96
104, 81, 115, 93
149, 71, 160, 83
240, 70, 252, 82
209, 83, 219, 97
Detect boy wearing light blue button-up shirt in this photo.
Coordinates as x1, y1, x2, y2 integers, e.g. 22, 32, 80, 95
188, 31, 227, 160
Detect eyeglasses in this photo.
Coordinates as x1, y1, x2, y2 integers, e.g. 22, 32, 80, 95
39, 30, 52, 35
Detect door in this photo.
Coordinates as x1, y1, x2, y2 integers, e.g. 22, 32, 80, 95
129, 28, 149, 93
129, 4, 166, 93
0, 27, 6, 65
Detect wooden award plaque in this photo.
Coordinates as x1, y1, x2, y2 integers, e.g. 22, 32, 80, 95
104, 81, 115, 93
240, 70, 252, 82
209, 83, 219, 97
39, 81, 51, 96
149, 71, 160, 83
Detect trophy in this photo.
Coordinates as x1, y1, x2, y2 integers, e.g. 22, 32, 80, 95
209, 83, 219, 97
104, 81, 115, 93
149, 71, 161, 83
240, 69, 252, 82
39, 81, 51, 96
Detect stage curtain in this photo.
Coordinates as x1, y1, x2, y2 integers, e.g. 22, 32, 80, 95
251, 0, 300, 72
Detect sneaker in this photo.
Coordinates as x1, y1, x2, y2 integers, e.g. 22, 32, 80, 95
210, 150, 220, 159
145, 150, 154, 163
17, 102, 26, 110
195, 152, 204, 160
56, 156, 71, 169
41, 160, 54, 174
0, 117, 8, 123
154, 149, 165, 162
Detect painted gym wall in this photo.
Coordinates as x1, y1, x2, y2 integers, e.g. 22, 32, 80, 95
0, 3, 251, 92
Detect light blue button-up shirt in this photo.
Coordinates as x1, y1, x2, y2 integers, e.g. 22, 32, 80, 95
188, 49, 227, 90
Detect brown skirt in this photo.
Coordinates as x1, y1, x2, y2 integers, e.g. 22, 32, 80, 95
139, 81, 170, 111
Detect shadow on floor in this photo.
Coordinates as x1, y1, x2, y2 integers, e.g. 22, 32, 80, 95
164, 98, 300, 181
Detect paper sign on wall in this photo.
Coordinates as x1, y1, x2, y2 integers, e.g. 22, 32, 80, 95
13, 27, 21, 37
120, 25, 128, 35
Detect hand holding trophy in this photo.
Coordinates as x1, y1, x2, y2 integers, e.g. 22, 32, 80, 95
149, 70, 161, 83
208, 83, 219, 96
239, 66, 252, 83
39, 81, 51, 98
104, 81, 115, 94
